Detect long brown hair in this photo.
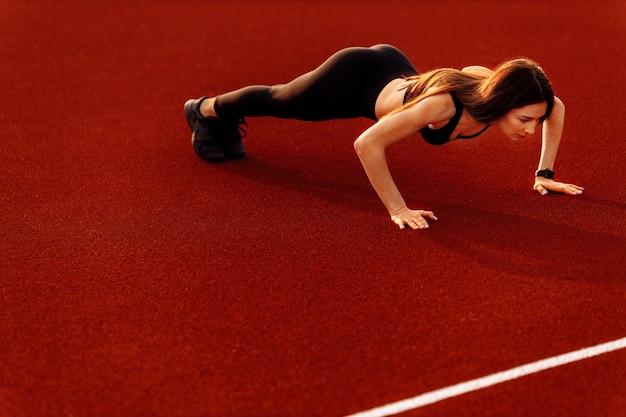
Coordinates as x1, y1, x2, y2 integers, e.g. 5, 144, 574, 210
391, 58, 554, 123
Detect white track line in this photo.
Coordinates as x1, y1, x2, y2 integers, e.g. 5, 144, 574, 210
346, 336, 626, 417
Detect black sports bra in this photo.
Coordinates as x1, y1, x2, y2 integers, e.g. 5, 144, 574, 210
408, 91, 491, 146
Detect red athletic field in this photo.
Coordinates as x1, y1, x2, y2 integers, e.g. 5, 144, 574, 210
2, 1, 625, 416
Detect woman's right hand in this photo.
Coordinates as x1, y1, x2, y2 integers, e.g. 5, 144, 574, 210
390, 207, 438, 230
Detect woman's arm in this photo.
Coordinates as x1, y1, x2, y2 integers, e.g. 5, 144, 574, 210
354, 94, 453, 229
533, 96, 584, 196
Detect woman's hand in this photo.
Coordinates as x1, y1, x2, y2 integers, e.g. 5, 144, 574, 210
390, 207, 438, 230
533, 177, 584, 196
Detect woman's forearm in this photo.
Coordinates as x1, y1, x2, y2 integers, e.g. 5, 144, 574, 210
354, 138, 408, 215
537, 96, 565, 171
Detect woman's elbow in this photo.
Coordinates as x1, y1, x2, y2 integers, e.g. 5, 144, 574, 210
354, 136, 381, 159
353, 136, 369, 156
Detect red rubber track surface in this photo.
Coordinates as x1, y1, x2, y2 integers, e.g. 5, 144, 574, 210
1, 1, 625, 416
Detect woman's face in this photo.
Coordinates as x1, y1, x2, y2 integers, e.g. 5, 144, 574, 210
496, 102, 548, 139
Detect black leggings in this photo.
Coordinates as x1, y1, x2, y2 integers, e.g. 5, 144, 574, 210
213, 44, 418, 122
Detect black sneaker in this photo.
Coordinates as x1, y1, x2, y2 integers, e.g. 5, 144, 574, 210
222, 117, 247, 160
184, 97, 248, 162
184, 97, 225, 163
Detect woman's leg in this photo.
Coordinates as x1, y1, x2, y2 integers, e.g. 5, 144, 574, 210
186, 45, 417, 162
212, 45, 414, 121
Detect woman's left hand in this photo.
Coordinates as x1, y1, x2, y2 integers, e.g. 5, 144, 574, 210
533, 178, 584, 196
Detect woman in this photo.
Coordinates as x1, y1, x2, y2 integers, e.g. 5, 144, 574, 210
184, 44, 583, 230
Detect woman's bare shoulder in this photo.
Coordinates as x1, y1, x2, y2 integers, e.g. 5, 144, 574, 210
461, 65, 493, 77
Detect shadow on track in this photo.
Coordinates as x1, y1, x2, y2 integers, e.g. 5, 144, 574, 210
206, 156, 383, 214
423, 202, 625, 284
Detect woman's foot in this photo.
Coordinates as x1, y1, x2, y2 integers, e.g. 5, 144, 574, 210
185, 97, 226, 162
184, 97, 247, 163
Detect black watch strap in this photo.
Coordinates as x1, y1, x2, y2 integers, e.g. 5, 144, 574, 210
535, 169, 554, 179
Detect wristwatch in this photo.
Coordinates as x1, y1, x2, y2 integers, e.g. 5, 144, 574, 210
535, 169, 554, 179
